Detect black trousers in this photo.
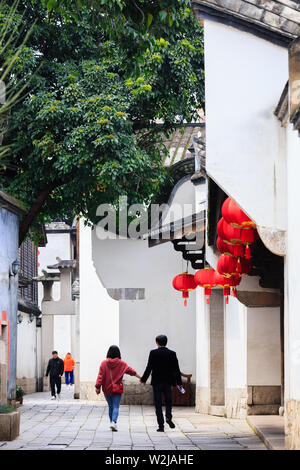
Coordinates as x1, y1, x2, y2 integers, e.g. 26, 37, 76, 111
153, 383, 172, 427
50, 375, 61, 397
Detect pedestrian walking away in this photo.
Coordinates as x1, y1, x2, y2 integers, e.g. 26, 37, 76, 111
64, 352, 75, 388
95, 345, 141, 432
45, 350, 64, 400
141, 335, 182, 432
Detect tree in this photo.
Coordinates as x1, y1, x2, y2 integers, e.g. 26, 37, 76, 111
0, 0, 204, 244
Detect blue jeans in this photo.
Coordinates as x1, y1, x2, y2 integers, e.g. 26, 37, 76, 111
105, 393, 122, 423
65, 370, 74, 385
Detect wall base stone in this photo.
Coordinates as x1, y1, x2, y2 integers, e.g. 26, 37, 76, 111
80, 382, 106, 402
195, 386, 209, 413
225, 388, 248, 419
80, 382, 194, 405
0, 411, 20, 441
285, 399, 300, 449
17, 377, 36, 395
80, 382, 154, 405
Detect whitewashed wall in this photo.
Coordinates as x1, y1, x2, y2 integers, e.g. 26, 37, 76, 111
17, 317, 36, 379
79, 222, 119, 399
91, 227, 196, 382
224, 298, 247, 391
204, 20, 287, 230
285, 123, 300, 402
247, 307, 280, 386
16, 315, 38, 393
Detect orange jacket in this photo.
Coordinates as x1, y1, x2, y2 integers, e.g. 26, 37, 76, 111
64, 354, 75, 372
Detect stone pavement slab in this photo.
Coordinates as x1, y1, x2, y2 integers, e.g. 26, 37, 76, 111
0, 386, 268, 451
247, 415, 285, 450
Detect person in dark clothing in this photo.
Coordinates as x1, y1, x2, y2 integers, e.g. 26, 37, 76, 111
141, 335, 182, 432
45, 351, 64, 400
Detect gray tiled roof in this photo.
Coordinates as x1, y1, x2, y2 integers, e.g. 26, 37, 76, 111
192, 0, 300, 41
161, 124, 203, 166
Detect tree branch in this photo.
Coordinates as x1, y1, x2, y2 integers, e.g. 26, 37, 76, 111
18, 181, 58, 246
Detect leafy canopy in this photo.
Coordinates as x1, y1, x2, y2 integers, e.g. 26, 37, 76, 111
1, 0, 204, 242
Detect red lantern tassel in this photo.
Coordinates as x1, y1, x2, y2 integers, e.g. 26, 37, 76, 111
206, 296, 210, 305
225, 296, 229, 304
237, 257, 242, 273
204, 287, 211, 296
224, 286, 230, 297
245, 243, 251, 259
182, 291, 188, 307
231, 287, 237, 298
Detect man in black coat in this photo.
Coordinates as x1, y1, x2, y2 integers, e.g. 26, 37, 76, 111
141, 335, 182, 432
45, 351, 64, 400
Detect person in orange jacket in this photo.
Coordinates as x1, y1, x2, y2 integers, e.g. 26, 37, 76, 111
64, 353, 75, 388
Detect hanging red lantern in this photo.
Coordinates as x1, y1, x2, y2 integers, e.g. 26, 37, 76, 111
172, 272, 197, 307
194, 268, 216, 305
222, 197, 256, 229
214, 272, 231, 304
217, 217, 243, 246
214, 271, 241, 304
216, 236, 244, 257
217, 254, 252, 278
217, 217, 258, 259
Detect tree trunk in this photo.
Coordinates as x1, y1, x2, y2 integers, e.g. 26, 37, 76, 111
19, 183, 56, 246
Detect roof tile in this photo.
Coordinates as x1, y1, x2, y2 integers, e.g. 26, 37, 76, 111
192, 0, 300, 40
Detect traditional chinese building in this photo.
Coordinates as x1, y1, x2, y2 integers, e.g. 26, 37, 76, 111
191, 0, 300, 450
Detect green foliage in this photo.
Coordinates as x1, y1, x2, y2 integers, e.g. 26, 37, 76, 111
16, 385, 25, 398
0, 404, 15, 413
1, 0, 204, 238
0, 1, 35, 161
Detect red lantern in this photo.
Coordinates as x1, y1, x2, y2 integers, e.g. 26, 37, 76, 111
222, 197, 256, 229
172, 272, 197, 307
217, 254, 252, 278
216, 236, 244, 257
217, 217, 258, 259
194, 268, 216, 305
217, 217, 243, 246
214, 271, 241, 304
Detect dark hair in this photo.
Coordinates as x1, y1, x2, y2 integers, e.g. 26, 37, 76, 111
52, 350, 58, 355
106, 345, 121, 359
156, 335, 168, 346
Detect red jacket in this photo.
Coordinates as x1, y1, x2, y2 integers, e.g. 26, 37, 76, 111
95, 358, 137, 395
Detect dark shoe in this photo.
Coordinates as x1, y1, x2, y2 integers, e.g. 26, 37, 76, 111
157, 427, 164, 432
166, 420, 175, 429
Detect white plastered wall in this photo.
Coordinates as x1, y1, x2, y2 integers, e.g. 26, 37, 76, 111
204, 19, 287, 230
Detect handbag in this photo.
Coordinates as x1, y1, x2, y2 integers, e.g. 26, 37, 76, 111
109, 368, 124, 394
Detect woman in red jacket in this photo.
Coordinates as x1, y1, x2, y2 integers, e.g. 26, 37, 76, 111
95, 345, 141, 431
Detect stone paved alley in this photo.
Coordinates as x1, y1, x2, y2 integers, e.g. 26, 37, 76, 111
0, 385, 268, 450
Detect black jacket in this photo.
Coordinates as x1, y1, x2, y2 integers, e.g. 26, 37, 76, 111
46, 357, 64, 377
141, 347, 182, 386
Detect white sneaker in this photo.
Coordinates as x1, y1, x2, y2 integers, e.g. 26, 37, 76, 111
110, 422, 118, 432
51, 396, 56, 400
57, 394, 61, 400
